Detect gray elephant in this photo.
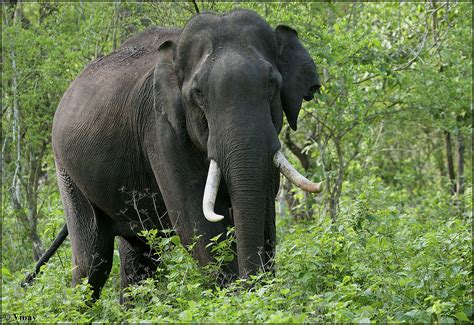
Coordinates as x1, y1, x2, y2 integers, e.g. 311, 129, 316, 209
23, 9, 322, 301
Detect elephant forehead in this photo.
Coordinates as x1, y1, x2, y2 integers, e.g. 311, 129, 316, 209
177, 10, 277, 65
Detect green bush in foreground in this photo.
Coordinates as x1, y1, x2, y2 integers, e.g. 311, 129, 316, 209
2, 180, 471, 323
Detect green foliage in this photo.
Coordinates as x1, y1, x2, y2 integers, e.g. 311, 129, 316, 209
2, 180, 471, 322
1, 1, 471, 323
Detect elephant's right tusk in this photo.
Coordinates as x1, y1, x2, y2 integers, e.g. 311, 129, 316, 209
273, 150, 323, 193
203, 159, 225, 222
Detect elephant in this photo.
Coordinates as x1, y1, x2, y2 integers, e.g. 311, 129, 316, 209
23, 9, 322, 302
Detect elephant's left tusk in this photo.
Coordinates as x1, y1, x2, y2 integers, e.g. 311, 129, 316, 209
203, 159, 225, 222
273, 150, 323, 193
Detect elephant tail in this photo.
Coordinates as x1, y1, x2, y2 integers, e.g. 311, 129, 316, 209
21, 223, 69, 287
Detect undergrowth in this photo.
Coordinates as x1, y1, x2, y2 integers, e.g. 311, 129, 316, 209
2, 180, 471, 323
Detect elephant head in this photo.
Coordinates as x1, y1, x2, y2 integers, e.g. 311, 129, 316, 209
154, 10, 322, 276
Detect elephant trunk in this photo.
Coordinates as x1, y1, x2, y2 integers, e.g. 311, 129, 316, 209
202, 108, 323, 276
223, 139, 276, 277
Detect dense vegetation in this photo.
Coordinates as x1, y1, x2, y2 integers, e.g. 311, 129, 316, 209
2, 2, 471, 323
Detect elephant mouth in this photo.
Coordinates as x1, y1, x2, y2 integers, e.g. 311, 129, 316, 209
303, 84, 322, 101
202, 150, 322, 222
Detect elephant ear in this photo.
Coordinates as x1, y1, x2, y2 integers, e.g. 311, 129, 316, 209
153, 40, 186, 142
275, 25, 321, 131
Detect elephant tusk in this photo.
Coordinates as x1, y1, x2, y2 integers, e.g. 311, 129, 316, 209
273, 150, 323, 193
203, 159, 225, 222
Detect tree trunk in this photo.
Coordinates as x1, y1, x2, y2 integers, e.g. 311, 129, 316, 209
444, 130, 456, 195
26, 144, 47, 260
284, 129, 310, 171
283, 129, 314, 220
329, 139, 345, 222
455, 128, 464, 195
435, 141, 446, 179
278, 178, 288, 219
7, 2, 44, 261
112, 1, 120, 50
432, 1, 458, 195
9, 3, 22, 211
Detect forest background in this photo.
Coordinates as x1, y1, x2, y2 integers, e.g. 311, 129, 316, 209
1, 1, 472, 323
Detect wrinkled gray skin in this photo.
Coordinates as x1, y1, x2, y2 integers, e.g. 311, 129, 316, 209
52, 10, 320, 301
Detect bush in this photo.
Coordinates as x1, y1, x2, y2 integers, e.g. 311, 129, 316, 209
2, 178, 471, 322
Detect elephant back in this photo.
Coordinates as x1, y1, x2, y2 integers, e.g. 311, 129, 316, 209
81, 26, 182, 78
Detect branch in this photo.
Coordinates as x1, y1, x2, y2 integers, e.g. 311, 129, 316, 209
189, 0, 200, 14
329, 89, 344, 107
353, 73, 380, 85
362, 103, 404, 123
307, 110, 335, 138
283, 128, 310, 171
341, 101, 403, 138
394, 2, 447, 72
346, 134, 363, 168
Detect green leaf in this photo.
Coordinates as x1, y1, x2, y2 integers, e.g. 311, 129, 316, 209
454, 311, 469, 322
1, 267, 11, 278
171, 236, 181, 246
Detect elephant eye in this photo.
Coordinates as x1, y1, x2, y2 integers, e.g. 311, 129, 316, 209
270, 77, 278, 89
192, 88, 205, 107
269, 76, 281, 98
